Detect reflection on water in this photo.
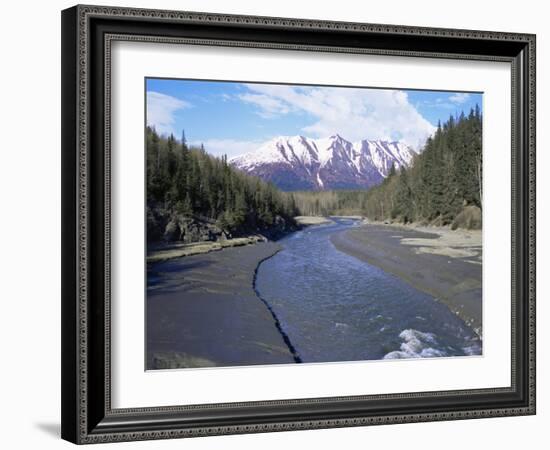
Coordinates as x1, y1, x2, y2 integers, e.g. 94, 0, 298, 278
255, 219, 480, 363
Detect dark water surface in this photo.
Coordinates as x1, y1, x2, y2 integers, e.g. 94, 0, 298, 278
255, 219, 481, 363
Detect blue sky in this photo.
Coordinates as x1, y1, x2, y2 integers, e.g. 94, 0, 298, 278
146, 78, 482, 158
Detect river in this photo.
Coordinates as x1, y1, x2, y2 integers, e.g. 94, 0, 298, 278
255, 218, 481, 363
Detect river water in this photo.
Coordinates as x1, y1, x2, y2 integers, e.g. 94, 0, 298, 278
255, 219, 481, 363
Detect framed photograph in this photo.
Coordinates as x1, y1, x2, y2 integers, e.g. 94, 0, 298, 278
61, 4, 536, 444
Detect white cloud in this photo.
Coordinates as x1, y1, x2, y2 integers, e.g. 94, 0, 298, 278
146, 91, 192, 136
239, 92, 292, 118
193, 139, 264, 159
449, 92, 470, 104
239, 84, 436, 150
418, 98, 454, 110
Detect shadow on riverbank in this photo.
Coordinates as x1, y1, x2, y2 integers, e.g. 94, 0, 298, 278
147, 241, 297, 370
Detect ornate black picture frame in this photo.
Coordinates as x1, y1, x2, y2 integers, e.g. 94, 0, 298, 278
61, 4, 536, 444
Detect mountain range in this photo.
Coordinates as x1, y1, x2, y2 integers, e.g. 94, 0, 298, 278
230, 134, 418, 191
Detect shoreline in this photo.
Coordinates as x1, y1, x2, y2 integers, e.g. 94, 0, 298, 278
147, 241, 297, 369
331, 223, 482, 338
252, 250, 302, 363
147, 218, 482, 369
147, 235, 266, 263
294, 216, 334, 226
147, 215, 334, 263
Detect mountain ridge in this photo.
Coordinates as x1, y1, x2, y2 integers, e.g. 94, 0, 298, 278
230, 134, 418, 191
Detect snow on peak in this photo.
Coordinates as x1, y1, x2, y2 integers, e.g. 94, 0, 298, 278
229, 134, 418, 190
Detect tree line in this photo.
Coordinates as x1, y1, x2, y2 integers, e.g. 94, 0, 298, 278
293, 107, 482, 225
292, 190, 369, 216
148, 106, 482, 238
363, 107, 482, 224
146, 126, 298, 235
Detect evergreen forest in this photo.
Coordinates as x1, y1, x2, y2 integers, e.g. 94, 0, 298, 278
147, 106, 482, 243
146, 126, 298, 240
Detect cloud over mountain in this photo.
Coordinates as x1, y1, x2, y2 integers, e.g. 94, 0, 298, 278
239, 84, 436, 151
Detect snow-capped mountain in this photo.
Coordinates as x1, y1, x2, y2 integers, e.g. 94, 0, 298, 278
230, 134, 418, 191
